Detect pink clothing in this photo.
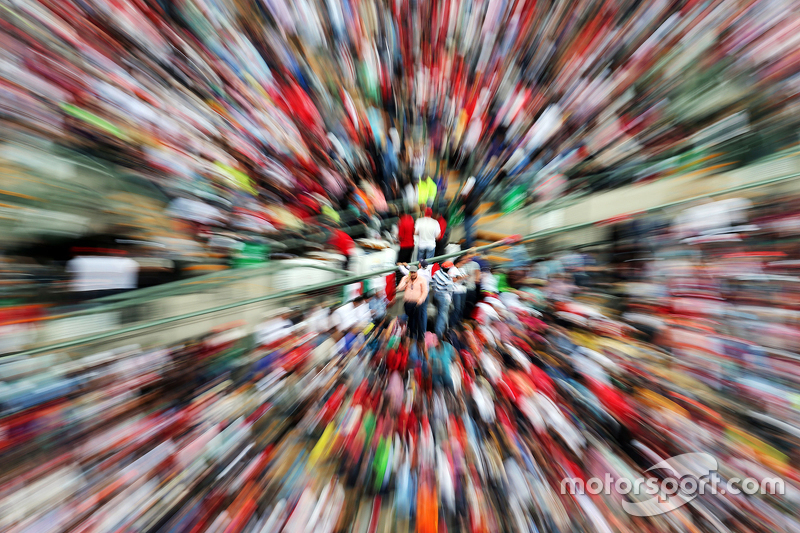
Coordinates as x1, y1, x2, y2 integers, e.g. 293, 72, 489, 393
397, 274, 429, 304
370, 186, 388, 212
425, 332, 437, 349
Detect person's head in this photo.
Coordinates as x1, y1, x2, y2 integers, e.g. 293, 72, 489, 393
420, 259, 429, 270
408, 264, 418, 281
424, 207, 432, 218
442, 260, 454, 269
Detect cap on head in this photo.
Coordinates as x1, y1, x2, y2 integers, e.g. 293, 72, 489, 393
442, 260, 454, 268
424, 207, 432, 217
420, 259, 429, 269
409, 265, 418, 272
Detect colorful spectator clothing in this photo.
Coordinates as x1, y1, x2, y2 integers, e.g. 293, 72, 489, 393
433, 268, 456, 294
398, 214, 416, 248
397, 274, 428, 304
399, 263, 432, 284
330, 229, 355, 256
448, 266, 468, 294
415, 216, 441, 250
462, 260, 481, 291
436, 215, 447, 240
417, 176, 437, 206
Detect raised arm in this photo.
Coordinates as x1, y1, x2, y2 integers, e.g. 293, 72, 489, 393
397, 275, 409, 291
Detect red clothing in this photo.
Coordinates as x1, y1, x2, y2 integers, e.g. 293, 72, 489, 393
330, 229, 355, 255
588, 378, 635, 426
528, 366, 556, 400
436, 216, 447, 239
398, 214, 415, 248
321, 385, 346, 425
387, 345, 409, 371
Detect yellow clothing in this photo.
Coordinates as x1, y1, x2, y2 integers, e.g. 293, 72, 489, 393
417, 177, 437, 205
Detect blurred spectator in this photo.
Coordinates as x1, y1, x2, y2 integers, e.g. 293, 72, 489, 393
397, 208, 416, 264
328, 225, 356, 271
397, 265, 428, 340
415, 208, 440, 262
434, 210, 448, 258
66, 251, 139, 300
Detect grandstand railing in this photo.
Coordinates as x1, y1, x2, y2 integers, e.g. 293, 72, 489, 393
8, 166, 800, 360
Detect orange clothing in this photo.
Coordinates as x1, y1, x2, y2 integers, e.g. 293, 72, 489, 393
416, 480, 438, 533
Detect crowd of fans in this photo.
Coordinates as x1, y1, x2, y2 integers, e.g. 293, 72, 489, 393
6, 191, 800, 532
3, 0, 800, 244
5, 1, 800, 529
1, 0, 800, 316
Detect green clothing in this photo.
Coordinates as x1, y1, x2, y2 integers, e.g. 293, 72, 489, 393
388, 335, 400, 350
373, 436, 390, 490
60, 103, 128, 140
321, 205, 340, 223
362, 411, 376, 446
497, 273, 513, 293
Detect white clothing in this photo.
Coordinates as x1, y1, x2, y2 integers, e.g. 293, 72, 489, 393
461, 176, 476, 197
447, 266, 468, 293
475, 302, 500, 324
499, 292, 525, 313
257, 318, 293, 345
332, 302, 356, 332
473, 383, 495, 423
305, 307, 331, 333
66, 256, 139, 292
311, 338, 335, 367
519, 396, 546, 433
398, 263, 432, 284
479, 351, 502, 383
415, 217, 441, 249
481, 272, 499, 293
437, 448, 455, 511
354, 303, 372, 328
404, 183, 417, 208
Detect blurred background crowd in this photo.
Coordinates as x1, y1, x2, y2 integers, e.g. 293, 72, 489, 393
2, 0, 800, 299
4, 0, 800, 532
5, 215, 800, 532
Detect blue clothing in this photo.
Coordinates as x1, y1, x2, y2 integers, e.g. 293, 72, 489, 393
396, 461, 415, 518
434, 291, 451, 338
464, 214, 477, 248
509, 244, 532, 269
433, 269, 455, 294
369, 296, 387, 320
430, 342, 455, 389
450, 291, 465, 326
418, 246, 435, 262
430, 342, 455, 372
418, 294, 428, 339
409, 341, 421, 365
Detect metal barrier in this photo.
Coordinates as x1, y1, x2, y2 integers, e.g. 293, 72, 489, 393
9, 260, 350, 357
10, 165, 800, 360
